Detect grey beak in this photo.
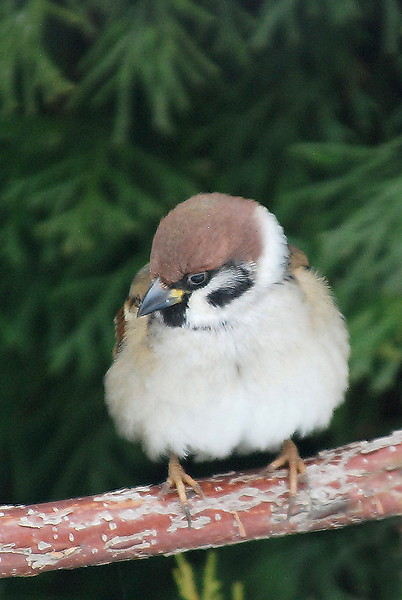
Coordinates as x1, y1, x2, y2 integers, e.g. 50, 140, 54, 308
137, 278, 185, 317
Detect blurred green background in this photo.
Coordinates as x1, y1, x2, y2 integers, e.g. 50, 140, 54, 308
1, 0, 402, 598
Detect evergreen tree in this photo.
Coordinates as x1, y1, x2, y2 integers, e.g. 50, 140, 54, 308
1, 1, 402, 598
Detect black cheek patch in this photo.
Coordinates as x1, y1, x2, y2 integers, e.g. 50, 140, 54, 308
207, 275, 254, 308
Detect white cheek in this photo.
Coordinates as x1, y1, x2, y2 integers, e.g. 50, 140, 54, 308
187, 291, 213, 317
185, 270, 245, 328
185, 287, 224, 327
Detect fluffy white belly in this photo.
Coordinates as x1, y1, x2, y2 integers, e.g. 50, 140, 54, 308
105, 284, 349, 461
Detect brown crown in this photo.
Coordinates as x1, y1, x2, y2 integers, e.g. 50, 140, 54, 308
149, 193, 262, 284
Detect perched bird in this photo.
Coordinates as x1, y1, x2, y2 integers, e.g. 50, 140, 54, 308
105, 193, 349, 521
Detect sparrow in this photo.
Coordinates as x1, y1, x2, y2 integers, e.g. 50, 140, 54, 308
105, 193, 349, 522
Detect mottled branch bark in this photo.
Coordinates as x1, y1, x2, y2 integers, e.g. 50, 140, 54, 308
2, 430, 402, 578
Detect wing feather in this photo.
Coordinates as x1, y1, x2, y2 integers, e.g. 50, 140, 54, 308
113, 264, 151, 356
288, 244, 309, 273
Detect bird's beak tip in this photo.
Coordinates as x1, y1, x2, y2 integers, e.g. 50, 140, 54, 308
137, 278, 184, 317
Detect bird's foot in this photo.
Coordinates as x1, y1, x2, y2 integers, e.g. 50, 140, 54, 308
268, 439, 307, 516
159, 453, 204, 527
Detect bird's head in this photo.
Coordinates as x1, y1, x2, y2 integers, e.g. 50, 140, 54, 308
138, 193, 289, 329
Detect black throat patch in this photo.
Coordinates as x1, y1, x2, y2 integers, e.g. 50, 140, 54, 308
161, 295, 189, 327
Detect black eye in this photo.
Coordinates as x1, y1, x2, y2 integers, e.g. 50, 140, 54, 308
188, 272, 207, 286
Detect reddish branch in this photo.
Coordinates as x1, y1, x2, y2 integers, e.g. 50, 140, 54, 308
2, 430, 402, 578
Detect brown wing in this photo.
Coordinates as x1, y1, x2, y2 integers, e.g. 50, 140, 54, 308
288, 244, 309, 275
113, 306, 126, 357
113, 264, 152, 357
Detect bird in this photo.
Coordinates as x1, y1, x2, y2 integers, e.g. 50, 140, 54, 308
105, 192, 349, 522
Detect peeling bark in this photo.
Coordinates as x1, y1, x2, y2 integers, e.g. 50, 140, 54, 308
2, 430, 402, 578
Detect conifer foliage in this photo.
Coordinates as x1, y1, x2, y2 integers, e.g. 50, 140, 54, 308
1, 1, 402, 598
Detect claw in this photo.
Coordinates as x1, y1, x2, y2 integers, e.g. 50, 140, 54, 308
268, 439, 307, 515
159, 454, 204, 527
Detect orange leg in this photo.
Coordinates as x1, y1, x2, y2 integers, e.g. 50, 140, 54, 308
268, 439, 307, 510
160, 453, 204, 526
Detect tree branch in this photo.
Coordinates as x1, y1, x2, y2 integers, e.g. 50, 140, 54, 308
2, 430, 402, 578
